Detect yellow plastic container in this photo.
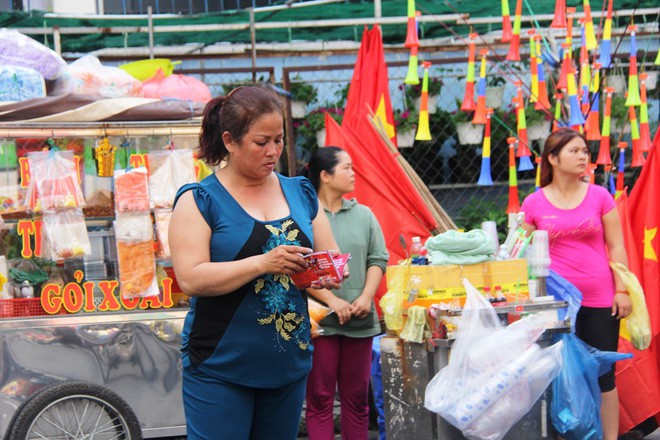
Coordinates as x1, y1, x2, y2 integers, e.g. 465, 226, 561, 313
118, 59, 181, 81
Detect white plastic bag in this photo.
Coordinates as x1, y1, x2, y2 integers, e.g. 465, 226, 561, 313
42, 208, 92, 260
148, 149, 196, 208
51, 55, 143, 98
424, 278, 564, 440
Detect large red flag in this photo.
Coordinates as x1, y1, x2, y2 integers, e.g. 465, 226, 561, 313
343, 26, 397, 147
325, 25, 439, 265
325, 115, 437, 264
617, 128, 660, 432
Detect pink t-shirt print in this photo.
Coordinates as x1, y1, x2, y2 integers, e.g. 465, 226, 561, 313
521, 184, 617, 308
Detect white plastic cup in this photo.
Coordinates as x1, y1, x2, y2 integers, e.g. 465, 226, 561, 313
529, 230, 551, 277
481, 221, 500, 250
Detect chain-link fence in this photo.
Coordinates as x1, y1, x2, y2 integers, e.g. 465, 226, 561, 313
171, 54, 659, 233
277, 55, 659, 232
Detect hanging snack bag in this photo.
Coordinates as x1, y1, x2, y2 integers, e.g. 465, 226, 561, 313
0, 185, 26, 215
114, 213, 158, 299
148, 149, 196, 208
29, 150, 85, 211
42, 208, 92, 260
114, 167, 150, 213
154, 208, 172, 260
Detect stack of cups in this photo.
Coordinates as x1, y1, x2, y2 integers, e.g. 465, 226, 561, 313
481, 221, 500, 250
529, 230, 551, 278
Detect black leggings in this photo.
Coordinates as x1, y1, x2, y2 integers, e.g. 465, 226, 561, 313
575, 306, 621, 392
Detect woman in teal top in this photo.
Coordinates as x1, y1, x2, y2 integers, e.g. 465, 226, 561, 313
169, 86, 344, 440
303, 146, 389, 440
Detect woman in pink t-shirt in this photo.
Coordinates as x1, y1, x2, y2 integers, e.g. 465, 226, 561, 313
521, 128, 632, 440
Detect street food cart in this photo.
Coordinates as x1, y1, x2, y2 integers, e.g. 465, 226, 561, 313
0, 114, 203, 439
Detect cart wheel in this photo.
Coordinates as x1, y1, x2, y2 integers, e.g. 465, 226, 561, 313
8, 381, 142, 440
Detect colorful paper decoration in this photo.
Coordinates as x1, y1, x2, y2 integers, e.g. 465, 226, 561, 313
599, 0, 614, 68
501, 0, 512, 43
578, 19, 591, 115
585, 63, 601, 141
629, 103, 644, 167
605, 164, 616, 195
528, 30, 539, 103
404, 0, 420, 49
505, 0, 522, 61
566, 53, 586, 127
553, 92, 564, 132
472, 49, 489, 124
587, 163, 597, 184
535, 156, 542, 191
556, 43, 571, 91
616, 142, 626, 198
625, 25, 641, 107
639, 73, 652, 152
478, 108, 494, 186
507, 136, 521, 214
514, 86, 534, 172
461, 33, 478, 112
596, 87, 614, 165
565, 7, 576, 48
550, 0, 567, 28
416, 61, 432, 141
534, 34, 551, 110
582, 0, 598, 50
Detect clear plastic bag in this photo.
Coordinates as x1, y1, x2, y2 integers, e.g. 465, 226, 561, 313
42, 208, 92, 260
114, 167, 150, 213
610, 262, 652, 350
148, 149, 196, 208
154, 208, 172, 260
116, 238, 159, 299
308, 297, 333, 338
550, 333, 632, 440
51, 55, 143, 98
114, 212, 154, 242
425, 278, 564, 440
28, 150, 85, 211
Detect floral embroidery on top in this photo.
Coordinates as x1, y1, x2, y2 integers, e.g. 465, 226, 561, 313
254, 219, 310, 351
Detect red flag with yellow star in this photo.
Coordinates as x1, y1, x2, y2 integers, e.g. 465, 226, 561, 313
343, 26, 397, 146
617, 128, 660, 432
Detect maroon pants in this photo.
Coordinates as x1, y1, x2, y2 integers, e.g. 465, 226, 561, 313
305, 335, 374, 440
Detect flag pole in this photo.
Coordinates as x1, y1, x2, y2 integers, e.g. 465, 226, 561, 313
366, 105, 457, 233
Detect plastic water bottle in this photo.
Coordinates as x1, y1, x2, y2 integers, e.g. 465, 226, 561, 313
410, 236, 429, 265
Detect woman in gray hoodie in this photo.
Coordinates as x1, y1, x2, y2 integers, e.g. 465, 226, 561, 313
303, 146, 389, 440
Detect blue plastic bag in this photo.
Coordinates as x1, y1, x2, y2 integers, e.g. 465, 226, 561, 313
550, 333, 632, 440
547, 270, 582, 333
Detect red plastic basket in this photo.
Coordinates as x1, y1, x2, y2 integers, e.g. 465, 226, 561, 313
0, 298, 64, 318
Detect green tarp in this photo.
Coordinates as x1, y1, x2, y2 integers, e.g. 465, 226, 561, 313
2, 0, 657, 54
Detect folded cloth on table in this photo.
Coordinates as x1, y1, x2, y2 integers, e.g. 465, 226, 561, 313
426, 229, 496, 265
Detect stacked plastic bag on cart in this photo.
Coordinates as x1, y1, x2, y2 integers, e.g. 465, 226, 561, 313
25, 150, 91, 260
424, 279, 564, 440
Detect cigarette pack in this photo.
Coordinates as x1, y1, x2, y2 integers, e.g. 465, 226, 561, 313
290, 251, 350, 289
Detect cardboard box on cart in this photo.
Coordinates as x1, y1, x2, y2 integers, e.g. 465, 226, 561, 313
385, 259, 529, 309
